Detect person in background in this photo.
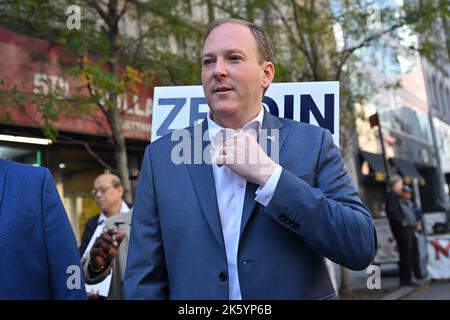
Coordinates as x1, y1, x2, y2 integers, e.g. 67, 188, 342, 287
81, 209, 132, 300
79, 173, 130, 299
79, 173, 130, 256
400, 184, 426, 280
386, 175, 419, 286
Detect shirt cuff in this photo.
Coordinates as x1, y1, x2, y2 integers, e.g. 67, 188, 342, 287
255, 165, 282, 206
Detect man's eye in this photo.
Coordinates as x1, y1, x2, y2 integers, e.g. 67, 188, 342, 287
229, 55, 242, 61
203, 59, 214, 66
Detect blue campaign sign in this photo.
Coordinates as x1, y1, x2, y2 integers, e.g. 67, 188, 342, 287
151, 82, 339, 145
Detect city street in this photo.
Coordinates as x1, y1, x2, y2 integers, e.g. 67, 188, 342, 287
336, 263, 450, 300
407, 280, 450, 300
337, 263, 405, 300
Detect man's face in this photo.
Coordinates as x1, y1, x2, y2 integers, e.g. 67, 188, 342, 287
92, 175, 123, 214
401, 191, 412, 200
392, 180, 404, 195
201, 23, 274, 128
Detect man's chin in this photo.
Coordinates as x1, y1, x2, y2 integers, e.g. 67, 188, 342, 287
209, 102, 238, 115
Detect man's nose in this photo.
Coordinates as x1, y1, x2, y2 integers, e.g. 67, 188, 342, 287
213, 58, 227, 78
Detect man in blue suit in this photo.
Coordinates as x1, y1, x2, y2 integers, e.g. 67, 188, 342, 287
124, 18, 377, 300
0, 159, 86, 299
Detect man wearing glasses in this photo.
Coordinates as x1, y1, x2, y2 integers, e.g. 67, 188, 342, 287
79, 173, 129, 257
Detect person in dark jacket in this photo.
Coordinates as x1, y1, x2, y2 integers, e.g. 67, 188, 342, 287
385, 175, 420, 286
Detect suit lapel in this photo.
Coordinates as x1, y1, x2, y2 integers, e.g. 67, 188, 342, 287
240, 110, 289, 236
186, 121, 225, 250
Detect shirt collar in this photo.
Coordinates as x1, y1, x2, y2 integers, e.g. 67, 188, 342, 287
207, 107, 264, 149
99, 201, 130, 224
98, 212, 107, 225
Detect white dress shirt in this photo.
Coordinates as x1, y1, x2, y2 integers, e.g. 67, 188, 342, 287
207, 107, 282, 300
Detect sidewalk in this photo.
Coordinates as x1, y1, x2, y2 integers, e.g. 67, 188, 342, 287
334, 263, 426, 300
405, 279, 450, 300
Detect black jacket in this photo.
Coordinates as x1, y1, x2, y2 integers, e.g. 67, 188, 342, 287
385, 192, 422, 226
79, 214, 100, 257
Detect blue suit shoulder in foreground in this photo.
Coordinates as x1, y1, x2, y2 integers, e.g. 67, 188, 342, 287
0, 160, 86, 299
124, 111, 377, 300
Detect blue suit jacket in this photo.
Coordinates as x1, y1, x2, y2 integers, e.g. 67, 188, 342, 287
0, 160, 86, 299
124, 111, 377, 300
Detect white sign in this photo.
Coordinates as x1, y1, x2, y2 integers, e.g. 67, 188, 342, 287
427, 234, 450, 280
151, 82, 339, 144
423, 212, 448, 235
373, 218, 399, 264
433, 117, 450, 173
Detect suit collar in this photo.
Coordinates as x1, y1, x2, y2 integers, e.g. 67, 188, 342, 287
206, 107, 265, 147
261, 107, 284, 130
191, 107, 285, 136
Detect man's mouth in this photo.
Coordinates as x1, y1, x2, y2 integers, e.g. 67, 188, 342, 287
213, 87, 233, 94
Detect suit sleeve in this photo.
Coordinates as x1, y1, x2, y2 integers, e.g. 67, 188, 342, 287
261, 129, 377, 270
41, 168, 87, 299
81, 251, 112, 284
124, 145, 169, 299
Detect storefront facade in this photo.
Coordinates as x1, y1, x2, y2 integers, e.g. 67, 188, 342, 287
0, 27, 152, 242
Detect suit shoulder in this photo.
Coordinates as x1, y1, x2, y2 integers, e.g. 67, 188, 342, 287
148, 123, 201, 151
0, 159, 47, 179
277, 118, 328, 139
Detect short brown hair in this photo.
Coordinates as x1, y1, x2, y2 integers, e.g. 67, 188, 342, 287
203, 17, 273, 64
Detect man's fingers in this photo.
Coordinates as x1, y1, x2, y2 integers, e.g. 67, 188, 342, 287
91, 247, 107, 260
108, 246, 119, 259
93, 238, 111, 255
93, 254, 106, 266
114, 231, 126, 246
100, 231, 116, 246
106, 229, 121, 246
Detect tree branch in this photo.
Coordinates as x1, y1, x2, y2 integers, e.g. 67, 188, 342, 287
270, 0, 315, 78
88, 0, 112, 27
335, 22, 405, 80
116, 0, 131, 25
57, 134, 113, 170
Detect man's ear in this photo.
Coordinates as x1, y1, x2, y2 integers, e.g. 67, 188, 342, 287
118, 186, 124, 197
262, 61, 275, 90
